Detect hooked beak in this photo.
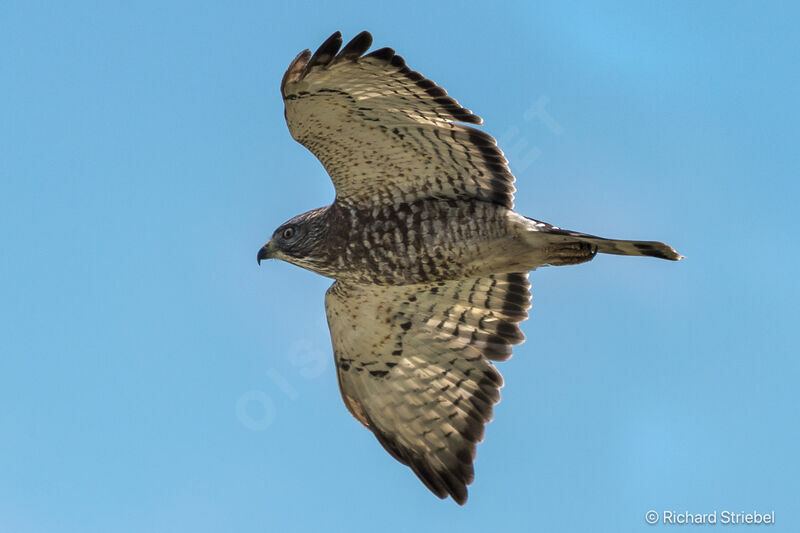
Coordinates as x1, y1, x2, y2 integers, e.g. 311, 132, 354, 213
257, 241, 274, 265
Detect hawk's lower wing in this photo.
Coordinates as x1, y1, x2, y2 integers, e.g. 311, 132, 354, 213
324, 274, 531, 504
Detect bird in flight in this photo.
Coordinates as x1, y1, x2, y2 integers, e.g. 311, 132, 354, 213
257, 31, 681, 505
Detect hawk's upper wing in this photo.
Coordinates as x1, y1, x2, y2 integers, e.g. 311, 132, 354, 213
281, 31, 516, 209
324, 274, 531, 504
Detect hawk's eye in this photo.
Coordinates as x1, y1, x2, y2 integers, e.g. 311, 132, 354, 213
282, 227, 296, 240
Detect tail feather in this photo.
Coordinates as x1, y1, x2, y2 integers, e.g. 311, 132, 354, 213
576, 235, 682, 260
545, 227, 683, 261
519, 213, 683, 261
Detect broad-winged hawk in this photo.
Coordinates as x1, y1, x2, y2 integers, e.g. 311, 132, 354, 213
257, 31, 681, 504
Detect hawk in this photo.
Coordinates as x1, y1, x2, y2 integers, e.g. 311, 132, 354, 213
257, 31, 681, 504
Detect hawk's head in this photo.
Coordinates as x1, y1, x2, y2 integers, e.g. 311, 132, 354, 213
257, 207, 330, 269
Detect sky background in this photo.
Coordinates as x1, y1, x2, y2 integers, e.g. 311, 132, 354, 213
2, 1, 799, 532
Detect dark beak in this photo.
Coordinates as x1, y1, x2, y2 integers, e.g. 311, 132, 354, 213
257, 241, 273, 265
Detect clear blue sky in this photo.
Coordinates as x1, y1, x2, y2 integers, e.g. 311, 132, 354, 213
2, 1, 798, 532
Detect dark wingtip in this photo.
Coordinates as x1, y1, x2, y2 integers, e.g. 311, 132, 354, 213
336, 30, 373, 62
365, 46, 395, 61
280, 49, 311, 95
306, 31, 343, 70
